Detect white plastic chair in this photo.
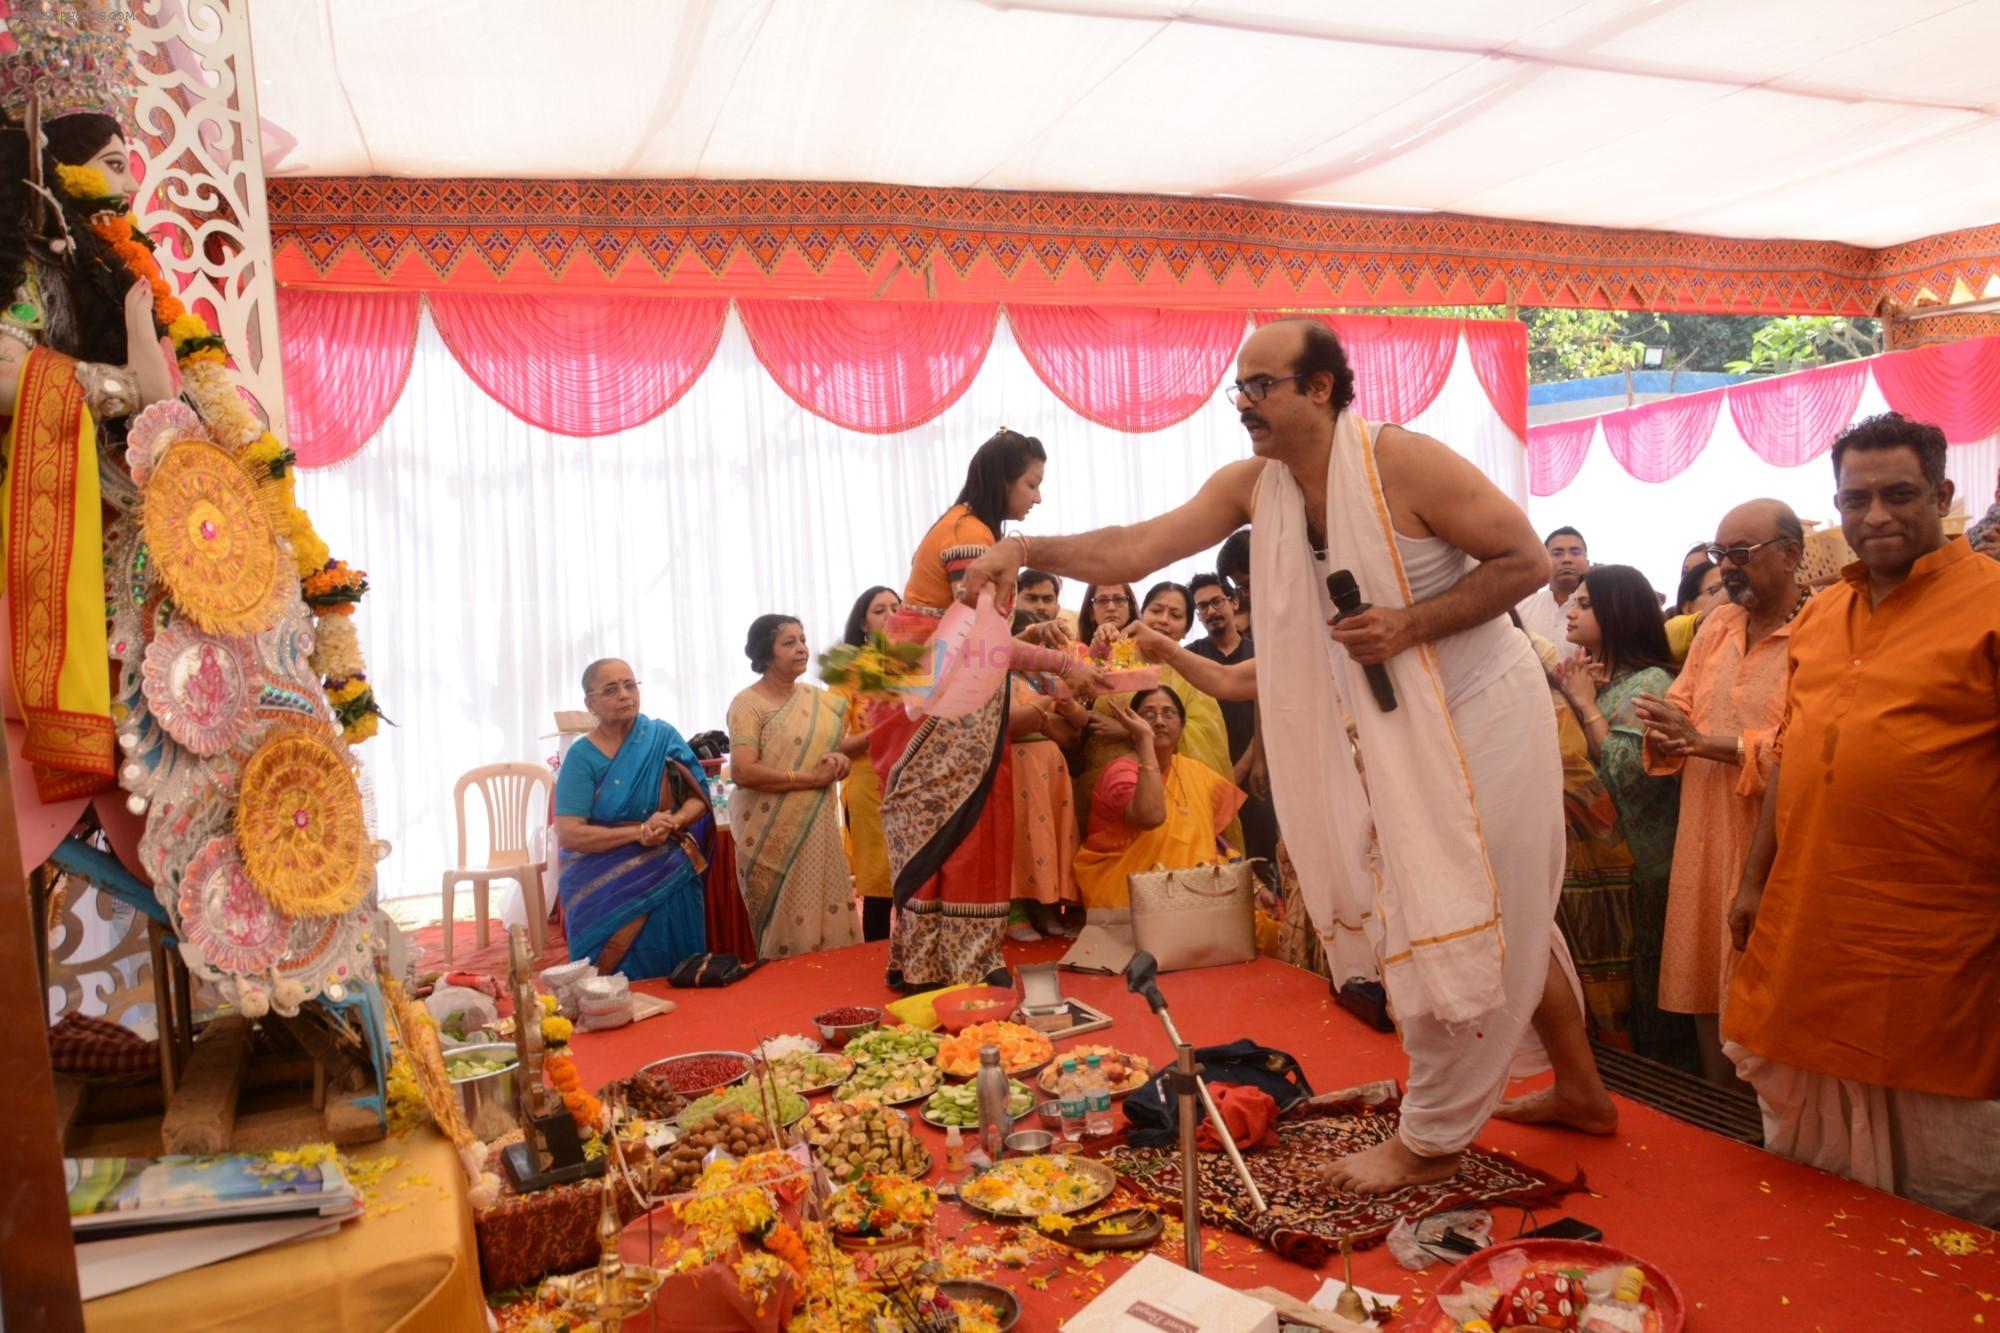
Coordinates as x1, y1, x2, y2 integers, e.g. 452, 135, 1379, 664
440, 763, 552, 962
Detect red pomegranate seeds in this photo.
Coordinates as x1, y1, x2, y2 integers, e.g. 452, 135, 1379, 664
815, 1006, 879, 1026
654, 1053, 748, 1092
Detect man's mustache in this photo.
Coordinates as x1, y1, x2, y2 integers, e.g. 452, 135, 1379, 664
1240, 413, 1267, 430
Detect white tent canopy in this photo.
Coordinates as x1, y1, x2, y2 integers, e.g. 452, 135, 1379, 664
252, 0, 2000, 247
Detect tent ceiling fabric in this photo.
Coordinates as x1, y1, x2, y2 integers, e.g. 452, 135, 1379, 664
253, 0, 2000, 248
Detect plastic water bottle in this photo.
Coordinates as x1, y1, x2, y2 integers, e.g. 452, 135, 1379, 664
1084, 1053, 1115, 1138
975, 1045, 1013, 1162
1056, 1058, 1087, 1142
709, 772, 731, 829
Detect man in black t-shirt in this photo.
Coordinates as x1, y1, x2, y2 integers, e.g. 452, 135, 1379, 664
1185, 573, 1278, 870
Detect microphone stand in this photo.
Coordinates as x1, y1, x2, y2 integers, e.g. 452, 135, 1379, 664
1125, 952, 1267, 1274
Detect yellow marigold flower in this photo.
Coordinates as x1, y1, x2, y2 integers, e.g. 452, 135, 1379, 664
541, 1014, 574, 1046
55, 164, 110, 200
179, 346, 228, 366
537, 992, 559, 1016
167, 311, 212, 344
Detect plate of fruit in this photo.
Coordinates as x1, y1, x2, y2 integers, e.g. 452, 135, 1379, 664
1036, 1045, 1151, 1097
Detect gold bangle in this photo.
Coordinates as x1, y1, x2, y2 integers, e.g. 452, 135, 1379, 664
1012, 532, 1032, 568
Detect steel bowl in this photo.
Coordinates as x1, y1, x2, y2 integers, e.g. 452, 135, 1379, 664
446, 1041, 521, 1142
936, 1280, 1023, 1331
1004, 1129, 1055, 1156
633, 1050, 752, 1098
1035, 1099, 1065, 1131
812, 1006, 885, 1050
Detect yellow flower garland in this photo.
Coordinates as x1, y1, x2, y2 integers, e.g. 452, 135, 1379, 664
78, 202, 384, 742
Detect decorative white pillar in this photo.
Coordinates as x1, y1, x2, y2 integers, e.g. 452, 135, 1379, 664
128, 0, 287, 432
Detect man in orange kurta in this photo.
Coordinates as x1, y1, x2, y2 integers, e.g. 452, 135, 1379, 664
1637, 500, 1808, 1083
1725, 414, 2000, 1227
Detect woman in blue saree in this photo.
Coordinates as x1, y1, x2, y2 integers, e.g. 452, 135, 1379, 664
553, 658, 712, 978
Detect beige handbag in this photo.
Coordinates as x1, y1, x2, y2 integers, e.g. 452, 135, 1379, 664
1127, 859, 1261, 973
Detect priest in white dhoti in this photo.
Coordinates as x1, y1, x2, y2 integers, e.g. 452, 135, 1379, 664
960, 319, 1616, 1191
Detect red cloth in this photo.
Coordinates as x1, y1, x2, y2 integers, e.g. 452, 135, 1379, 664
1601, 388, 1724, 483
703, 827, 757, 960
429, 292, 727, 438
738, 299, 997, 434
279, 287, 421, 468
1528, 417, 1597, 497
1194, 1082, 1281, 1152
557, 946, 2000, 1330
1871, 334, 2000, 443
1010, 304, 1245, 432
1726, 359, 1868, 467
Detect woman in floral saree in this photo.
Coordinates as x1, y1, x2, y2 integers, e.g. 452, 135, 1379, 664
728, 615, 866, 961
875, 429, 1098, 990
553, 659, 712, 978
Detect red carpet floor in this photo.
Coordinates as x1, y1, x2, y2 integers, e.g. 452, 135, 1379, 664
555, 938, 2000, 1330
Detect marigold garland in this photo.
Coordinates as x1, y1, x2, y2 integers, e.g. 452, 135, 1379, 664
87, 207, 385, 741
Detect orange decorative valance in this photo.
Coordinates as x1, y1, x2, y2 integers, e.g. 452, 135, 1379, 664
268, 178, 2000, 318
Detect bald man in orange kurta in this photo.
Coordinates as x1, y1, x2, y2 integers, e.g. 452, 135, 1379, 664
1724, 414, 2000, 1227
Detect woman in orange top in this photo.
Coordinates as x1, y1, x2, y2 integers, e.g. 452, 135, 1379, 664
837, 585, 902, 941
874, 429, 1100, 990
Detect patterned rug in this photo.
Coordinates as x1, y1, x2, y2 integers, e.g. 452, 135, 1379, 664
1099, 1102, 1581, 1267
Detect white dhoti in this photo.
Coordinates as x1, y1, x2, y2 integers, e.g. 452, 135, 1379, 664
1395, 655, 1565, 1154
1729, 1042, 2000, 1228
1252, 412, 1570, 1157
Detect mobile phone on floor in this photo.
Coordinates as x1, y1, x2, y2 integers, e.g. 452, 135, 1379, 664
1522, 1216, 1604, 1243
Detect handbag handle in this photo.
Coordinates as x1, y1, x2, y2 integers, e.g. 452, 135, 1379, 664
1171, 862, 1249, 899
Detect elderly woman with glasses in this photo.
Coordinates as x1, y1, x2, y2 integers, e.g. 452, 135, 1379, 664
553, 659, 713, 978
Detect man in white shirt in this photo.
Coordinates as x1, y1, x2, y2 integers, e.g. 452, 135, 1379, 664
1514, 527, 1589, 659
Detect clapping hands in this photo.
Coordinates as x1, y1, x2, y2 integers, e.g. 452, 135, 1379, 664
1633, 692, 1699, 755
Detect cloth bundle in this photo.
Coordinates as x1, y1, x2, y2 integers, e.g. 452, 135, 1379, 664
1195, 1084, 1281, 1152
576, 973, 633, 1031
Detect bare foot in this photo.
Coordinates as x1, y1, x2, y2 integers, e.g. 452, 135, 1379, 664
1317, 1137, 1462, 1194
1493, 1084, 1619, 1135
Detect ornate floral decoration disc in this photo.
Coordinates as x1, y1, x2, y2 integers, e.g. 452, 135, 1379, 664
176, 834, 289, 976
141, 438, 284, 635
141, 621, 265, 757
237, 726, 369, 917
271, 906, 373, 1003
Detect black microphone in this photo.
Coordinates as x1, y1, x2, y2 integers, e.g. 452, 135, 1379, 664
1326, 569, 1399, 713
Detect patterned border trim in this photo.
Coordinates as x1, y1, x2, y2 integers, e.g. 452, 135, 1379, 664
266, 177, 2000, 317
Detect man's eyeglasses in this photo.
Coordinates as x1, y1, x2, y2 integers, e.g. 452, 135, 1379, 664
1704, 540, 1782, 566
1194, 598, 1230, 615
590, 679, 640, 697
1224, 374, 1307, 407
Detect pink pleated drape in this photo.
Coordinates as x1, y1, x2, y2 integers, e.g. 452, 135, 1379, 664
278, 287, 421, 468
1257, 312, 1462, 425
1528, 418, 1597, 497
738, 300, 998, 434
1871, 336, 2000, 444
1009, 304, 1245, 432
1601, 390, 1725, 483
1726, 360, 1867, 467
428, 293, 728, 439
1463, 320, 1530, 444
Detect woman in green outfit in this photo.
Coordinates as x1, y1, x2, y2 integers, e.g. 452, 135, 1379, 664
1558, 565, 1700, 1074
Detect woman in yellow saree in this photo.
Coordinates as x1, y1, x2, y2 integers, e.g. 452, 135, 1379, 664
835, 585, 901, 942
727, 615, 864, 960
1073, 687, 1246, 922
1077, 581, 1239, 847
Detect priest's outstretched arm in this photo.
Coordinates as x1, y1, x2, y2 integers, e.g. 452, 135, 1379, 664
958, 458, 1261, 608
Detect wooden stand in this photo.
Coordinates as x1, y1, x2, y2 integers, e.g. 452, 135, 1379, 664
57, 938, 386, 1157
